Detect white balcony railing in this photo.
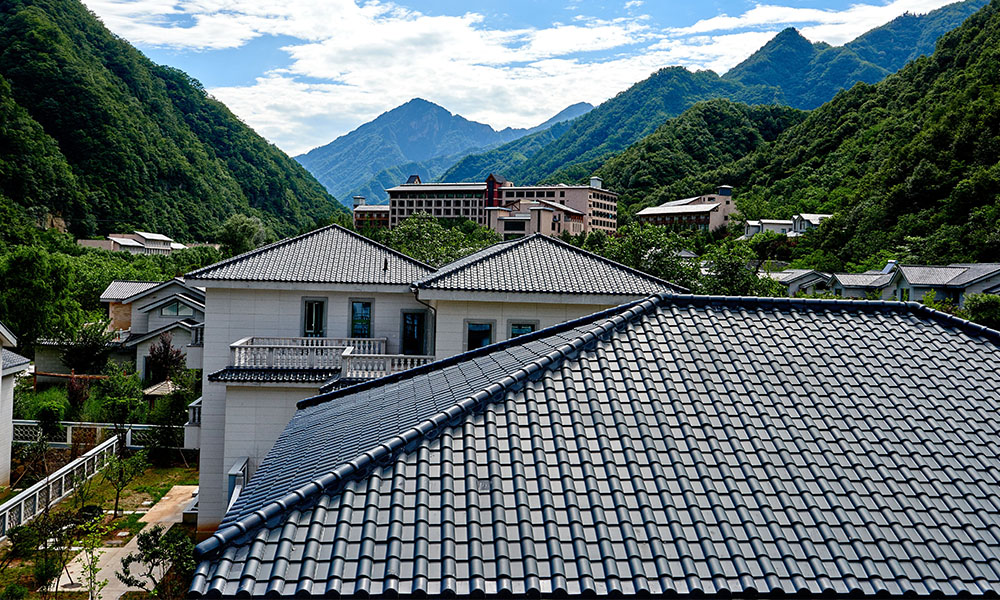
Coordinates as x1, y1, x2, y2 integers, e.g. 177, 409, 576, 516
229, 337, 388, 369
228, 336, 432, 380
342, 353, 435, 380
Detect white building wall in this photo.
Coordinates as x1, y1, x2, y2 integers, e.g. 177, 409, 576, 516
1, 371, 14, 486
197, 286, 423, 534
223, 386, 316, 486
129, 282, 201, 334
431, 300, 625, 359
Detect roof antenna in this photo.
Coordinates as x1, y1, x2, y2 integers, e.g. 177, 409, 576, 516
383, 257, 389, 272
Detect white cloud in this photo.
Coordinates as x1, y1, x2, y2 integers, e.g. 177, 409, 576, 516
672, 0, 960, 44
81, 0, 966, 154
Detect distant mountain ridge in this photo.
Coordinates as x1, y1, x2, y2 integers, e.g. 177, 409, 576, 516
296, 99, 592, 203
722, 0, 989, 109
443, 0, 986, 187
0, 0, 342, 241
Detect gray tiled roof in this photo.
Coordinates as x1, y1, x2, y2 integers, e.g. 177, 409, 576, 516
901, 263, 1000, 287
192, 295, 1000, 598
413, 234, 684, 295
208, 367, 340, 384
186, 225, 434, 285
99, 280, 160, 302
832, 271, 895, 288
764, 268, 829, 284
2, 348, 30, 372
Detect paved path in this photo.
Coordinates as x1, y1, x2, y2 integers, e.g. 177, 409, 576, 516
57, 486, 198, 599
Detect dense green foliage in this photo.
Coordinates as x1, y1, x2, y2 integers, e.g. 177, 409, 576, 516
366, 212, 501, 267
722, 0, 987, 109
662, 0, 1000, 270
597, 100, 806, 215
0, 233, 221, 353
0, 0, 343, 240
442, 2, 980, 188
296, 99, 592, 203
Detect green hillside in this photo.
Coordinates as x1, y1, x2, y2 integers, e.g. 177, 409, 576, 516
596, 100, 806, 215
0, 0, 343, 241
668, 0, 1000, 269
443, 0, 982, 188
723, 0, 987, 109
438, 119, 578, 183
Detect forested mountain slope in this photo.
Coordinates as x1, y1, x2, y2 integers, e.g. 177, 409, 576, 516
723, 0, 988, 109
667, 0, 1000, 269
445, 0, 983, 187
596, 100, 806, 214
0, 0, 342, 240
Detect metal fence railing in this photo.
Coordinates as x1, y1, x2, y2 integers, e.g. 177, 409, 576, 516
0, 436, 118, 541
11, 420, 195, 450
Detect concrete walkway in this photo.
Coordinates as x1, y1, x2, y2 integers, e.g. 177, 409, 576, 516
57, 486, 198, 599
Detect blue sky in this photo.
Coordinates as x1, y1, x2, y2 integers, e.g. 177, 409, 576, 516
81, 0, 960, 155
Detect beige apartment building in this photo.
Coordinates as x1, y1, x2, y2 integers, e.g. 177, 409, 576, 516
383, 174, 618, 237
635, 185, 736, 231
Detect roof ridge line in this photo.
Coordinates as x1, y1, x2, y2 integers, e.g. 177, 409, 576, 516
187, 224, 436, 280
412, 235, 536, 288
193, 295, 665, 560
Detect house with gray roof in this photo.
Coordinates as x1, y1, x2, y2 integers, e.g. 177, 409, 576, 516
35, 276, 206, 384
762, 268, 830, 296
184, 225, 684, 537
1, 323, 30, 486
895, 263, 1000, 305
191, 294, 1000, 599
830, 261, 1000, 306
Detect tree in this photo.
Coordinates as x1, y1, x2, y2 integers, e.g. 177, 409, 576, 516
96, 361, 145, 452
118, 525, 195, 600
146, 332, 185, 384
101, 450, 148, 517
383, 213, 500, 267
215, 214, 275, 258
149, 370, 198, 467
700, 239, 785, 297
79, 517, 111, 600
60, 318, 116, 374
965, 293, 1000, 330
0, 245, 82, 352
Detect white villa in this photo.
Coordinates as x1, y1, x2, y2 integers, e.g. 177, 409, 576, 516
1, 322, 30, 486
742, 213, 832, 239
185, 225, 682, 534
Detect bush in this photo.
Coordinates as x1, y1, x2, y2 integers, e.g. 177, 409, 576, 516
7, 525, 39, 558
966, 293, 1000, 330
0, 584, 27, 600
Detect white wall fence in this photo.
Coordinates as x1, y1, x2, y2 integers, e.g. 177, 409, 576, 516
12, 420, 197, 450
0, 436, 118, 542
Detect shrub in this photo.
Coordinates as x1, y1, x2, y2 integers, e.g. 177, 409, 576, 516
0, 584, 27, 600
7, 525, 39, 558
965, 293, 1000, 330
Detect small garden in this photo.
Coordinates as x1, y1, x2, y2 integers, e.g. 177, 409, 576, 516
1, 335, 200, 600
0, 456, 197, 600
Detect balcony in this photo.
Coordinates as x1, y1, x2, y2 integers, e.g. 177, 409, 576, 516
228, 336, 434, 380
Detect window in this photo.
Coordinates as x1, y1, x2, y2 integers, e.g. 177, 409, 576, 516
509, 321, 538, 338
899, 288, 910, 301
303, 298, 326, 337
160, 300, 194, 317
465, 321, 494, 350
350, 300, 372, 338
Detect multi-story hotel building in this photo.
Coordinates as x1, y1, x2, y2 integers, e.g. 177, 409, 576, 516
635, 185, 736, 231
381, 174, 618, 237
